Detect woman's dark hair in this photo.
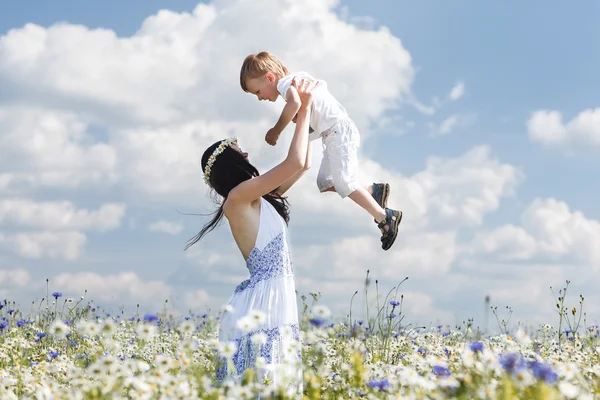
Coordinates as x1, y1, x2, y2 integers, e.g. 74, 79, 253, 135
184, 139, 290, 250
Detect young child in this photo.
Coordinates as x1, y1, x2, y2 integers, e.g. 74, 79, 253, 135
240, 51, 402, 251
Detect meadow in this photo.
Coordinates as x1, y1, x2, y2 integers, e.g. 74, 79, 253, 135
0, 276, 598, 399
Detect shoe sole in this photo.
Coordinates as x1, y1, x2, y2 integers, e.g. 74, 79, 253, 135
382, 210, 402, 251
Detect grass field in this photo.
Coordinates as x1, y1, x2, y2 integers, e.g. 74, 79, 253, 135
0, 278, 598, 399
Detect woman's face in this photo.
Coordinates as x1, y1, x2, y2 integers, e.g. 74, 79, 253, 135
230, 143, 248, 160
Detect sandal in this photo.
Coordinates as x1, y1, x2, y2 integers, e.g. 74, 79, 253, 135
377, 208, 402, 251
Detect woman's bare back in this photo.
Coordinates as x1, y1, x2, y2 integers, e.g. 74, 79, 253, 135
224, 197, 262, 261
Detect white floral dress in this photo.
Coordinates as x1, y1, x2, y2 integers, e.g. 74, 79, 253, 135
216, 197, 302, 394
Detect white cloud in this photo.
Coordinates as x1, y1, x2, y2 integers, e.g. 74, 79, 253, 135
0, 0, 415, 201
465, 224, 538, 261
183, 289, 211, 309
409, 97, 436, 115
149, 219, 183, 235
0, 199, 125, 231
442, 115, 461, 134
0, 268, 31, 287
296, 231, 457, 283
0, 231, 87, 260
521, 198, 600, 266
457, 197, 600, 325
53, 271, 171, 305
449, 81, 465, 101
438, 115, 460, 135
400, 290, 453, 324
0, 107, 118, 190
527, 107, 600, 152
465, 197, 600, 269
429, 113, 476, 136
411, 146, 522, 227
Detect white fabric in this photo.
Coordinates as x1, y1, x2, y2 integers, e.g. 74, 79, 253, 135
277, 71, 349, 141
317, 119, 361, 198
216, 197, 302, 395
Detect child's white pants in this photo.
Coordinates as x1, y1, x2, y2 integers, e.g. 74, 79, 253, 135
316, 119, 360, 199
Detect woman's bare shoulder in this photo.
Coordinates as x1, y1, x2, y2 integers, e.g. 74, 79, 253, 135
223, 195, 259, 219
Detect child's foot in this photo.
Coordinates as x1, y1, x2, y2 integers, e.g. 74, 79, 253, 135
371, 183, 390, 222
377, 208, 402, 251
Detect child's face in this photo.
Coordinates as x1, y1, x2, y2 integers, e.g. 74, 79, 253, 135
245, 73, 279, 102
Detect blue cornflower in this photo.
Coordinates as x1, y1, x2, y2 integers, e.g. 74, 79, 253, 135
366, 379, 391, 391
389, 300, 400, 307
470, 341, 484, 352
7, 309, 14, 314
432, 365, 451, 377
48, 351, 59, 359
417, 347, 426, 356
357, 320, 364, 325
16, 319, 28, 328
36, 332, 46, 338
499, 353, 526, 374
530, 361, 558, 384
0, 321, 8, 331
52, 292, 63, 299
309, 318, 326, 327
201, 313, 208, 318
143, 313, 158, 322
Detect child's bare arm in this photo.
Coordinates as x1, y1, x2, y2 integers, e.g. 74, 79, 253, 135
273, 85, 301, 134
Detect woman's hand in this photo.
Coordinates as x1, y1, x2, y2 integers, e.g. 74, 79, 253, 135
292, 78, 319, 110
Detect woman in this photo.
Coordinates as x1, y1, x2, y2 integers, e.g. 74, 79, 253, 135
185, 78, 318, 394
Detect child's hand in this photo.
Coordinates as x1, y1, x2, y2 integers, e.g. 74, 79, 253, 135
265, 128, 280, 146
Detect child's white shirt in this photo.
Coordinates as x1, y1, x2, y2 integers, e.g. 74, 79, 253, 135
277, 71, 349, 141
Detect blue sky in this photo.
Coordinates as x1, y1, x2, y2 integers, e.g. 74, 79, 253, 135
0, 0, 599, 329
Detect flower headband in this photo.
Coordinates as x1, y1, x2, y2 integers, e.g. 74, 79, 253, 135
203, 137, 238, 185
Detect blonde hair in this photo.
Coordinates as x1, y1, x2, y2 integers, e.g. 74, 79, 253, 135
240, 51, 289, 92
